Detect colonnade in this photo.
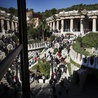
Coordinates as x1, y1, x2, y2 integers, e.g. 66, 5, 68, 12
0, 10, 18, 35
0, 18, 18, 33
47, 10, 98, 36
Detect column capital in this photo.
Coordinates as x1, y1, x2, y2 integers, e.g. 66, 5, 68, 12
91, 15, 97, 19
69, 16, 74, 19
80, 15, 85, 19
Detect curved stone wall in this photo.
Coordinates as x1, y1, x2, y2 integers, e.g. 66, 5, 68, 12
70, 46, 83, 65
95, 57, 98, 69
70, 46, 98, 69
82, 56, 89, 67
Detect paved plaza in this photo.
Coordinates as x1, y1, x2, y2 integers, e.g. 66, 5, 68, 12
29, 71, 98, 98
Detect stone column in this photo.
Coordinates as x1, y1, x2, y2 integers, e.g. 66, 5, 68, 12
92, 16, 97, 32
47, 23, 49, 26
50, 22, 52, 31
1, 19, 5, 34
70, 18, 73, 32
56, 20, 59, 30
11, 21, 14, 31
61, 19, 64, 33
53, 21, 55, 30
80, 18, 84, 35
15, 22, 18, 31
7, 20, 10, 31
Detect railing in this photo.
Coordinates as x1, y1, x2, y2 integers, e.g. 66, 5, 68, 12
0, 45, 22, 81
0, 0, 31, 98
0, 32, 15, 38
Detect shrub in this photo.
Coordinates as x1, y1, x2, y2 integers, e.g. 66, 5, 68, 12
73, 32, 98, 56
12, 35, 19, 43
77, 36, 82, 43
39, 48, 43, 53
72, 42, 89, 56
32, 59, 50, 78
82, 32, 98, 48
50, 35, 56, 42
53, 48, 58, 54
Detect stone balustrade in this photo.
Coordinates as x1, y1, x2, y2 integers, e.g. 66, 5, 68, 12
28, 42, 47, 51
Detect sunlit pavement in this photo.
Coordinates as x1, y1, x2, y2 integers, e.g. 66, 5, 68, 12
30, 81, 53, 98
30, 78, 98, 98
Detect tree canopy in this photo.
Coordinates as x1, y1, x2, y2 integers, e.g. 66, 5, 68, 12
41, 3, 98, 18
1, 3, 98, 18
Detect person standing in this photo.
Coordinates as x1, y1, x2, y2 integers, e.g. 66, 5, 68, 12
42, 74, 45, 83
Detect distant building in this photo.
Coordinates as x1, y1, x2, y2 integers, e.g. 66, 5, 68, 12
26, 10, 42, 28
46, 9, 98, 36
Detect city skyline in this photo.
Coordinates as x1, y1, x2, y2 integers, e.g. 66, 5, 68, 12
0, 0, 98, 12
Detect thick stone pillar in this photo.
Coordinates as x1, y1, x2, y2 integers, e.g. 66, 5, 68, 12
80, 18, 84, 35
70, 18, 73, 32
50, 22, 52, 31
11, 21, 14, 31
92, 17, 97, 32
47, 23, 49, 26
7, 20, 10, 31
1, 19, 5, 34
61, 19, 64, 33
15, 22, 18, 31
56, 20, 59, 30
53, 21, 55, 30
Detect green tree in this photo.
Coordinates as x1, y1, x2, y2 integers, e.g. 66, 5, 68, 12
8, 7, 18, 16
38, 18, 49, 41
51, 8, 57, 14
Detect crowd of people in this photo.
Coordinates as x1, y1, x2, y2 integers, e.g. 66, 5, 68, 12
0, 34, 22, 98
0, 35, 18, 60
28, 34, 71, 85
45, 34, 72, 98
0, 60, 22, 98
0, 33, 73, 98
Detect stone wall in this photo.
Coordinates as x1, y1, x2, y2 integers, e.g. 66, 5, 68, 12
70, 46, 98, 69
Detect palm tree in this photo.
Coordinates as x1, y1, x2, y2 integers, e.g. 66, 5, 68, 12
38, 18, 49, 42
27, 11, 36, 40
